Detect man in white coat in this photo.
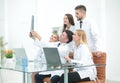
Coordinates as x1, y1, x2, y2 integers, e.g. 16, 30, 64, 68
74, 5, 104, 57
30, 30, 74, 83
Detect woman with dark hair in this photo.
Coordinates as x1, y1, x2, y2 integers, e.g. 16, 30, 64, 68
59, 30, 97, 83
30, 30, 74, 83
62, 14, 75, 33
51, 30, 97, 83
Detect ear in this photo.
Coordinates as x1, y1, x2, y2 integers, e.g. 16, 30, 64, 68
83, 11, 86, 16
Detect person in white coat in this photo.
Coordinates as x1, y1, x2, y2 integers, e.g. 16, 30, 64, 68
61, 13, 75, 33
30, 31, 59, 83
30, 30, 74, 83
74, 5, 104, 57
58, 29, 97, 83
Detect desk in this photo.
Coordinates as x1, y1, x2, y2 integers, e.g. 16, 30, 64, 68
0, 60, 63, 83
0, 60, 105, 83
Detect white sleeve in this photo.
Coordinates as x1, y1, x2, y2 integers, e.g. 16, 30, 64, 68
71, 59, 83, 66
68, 41, 75, 52
90, 20, 103, 52
71, 45, 93, 66
33, 39, 51, 47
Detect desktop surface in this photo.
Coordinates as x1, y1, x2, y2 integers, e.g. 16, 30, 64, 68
0, 60, 63, 73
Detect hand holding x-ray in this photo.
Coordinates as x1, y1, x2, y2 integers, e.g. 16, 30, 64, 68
30, 15, 35, 40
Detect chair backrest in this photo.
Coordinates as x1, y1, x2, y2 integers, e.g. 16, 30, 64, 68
92, 52, 106, 82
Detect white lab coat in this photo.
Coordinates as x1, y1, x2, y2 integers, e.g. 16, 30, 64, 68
75, 18, 103, 52
71, 44, 97, 80
33, 40, 73, 77
69, 25, 76, 33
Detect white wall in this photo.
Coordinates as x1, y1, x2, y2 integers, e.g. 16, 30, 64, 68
0, 0, 37, 83
0, 0, 5, 37
35, 0, 104, 31
0, 1, 5, 82
6, 0, 35, 48
5, 0, 39, 60
106, 0, 120, 81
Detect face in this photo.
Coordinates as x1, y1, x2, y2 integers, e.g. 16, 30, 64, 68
75, 9, 84, 21
49, 34, 58, 42
73, 31, 80, 42
63, 15, 69, 25
59, 32, 68, 43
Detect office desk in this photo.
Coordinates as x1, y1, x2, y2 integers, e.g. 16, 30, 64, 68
0, 60, 63, 83
0, 60, 105, 83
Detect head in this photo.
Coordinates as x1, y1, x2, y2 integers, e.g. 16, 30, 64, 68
75, 5, 86, 21
62, 14, 75, 32
64, 14, 75, 26
73, 30, 88, 45
59, 30, 73, 43
49, 33, 59, 42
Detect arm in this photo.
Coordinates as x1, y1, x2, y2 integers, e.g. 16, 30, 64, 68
90, 20, 103, 57
30, 31, 42, 41
30, 31, 53, 47
64, 55, 84, 66
65, 44, 93, 65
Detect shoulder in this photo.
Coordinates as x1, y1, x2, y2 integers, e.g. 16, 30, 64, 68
78, 44, 89, 51
77, 44, 91, 56
70, 25, 75, 29
85, 18, 97, 27
70, 25, 75, 33
75, 21, 80, 29
66, 41, 74, 46
46, 42, 59, 47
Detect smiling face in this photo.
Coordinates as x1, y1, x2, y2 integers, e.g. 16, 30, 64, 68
75, 9, 85, 21
73, 31, 80, 43
73, 30, 87, 45
63, 15, 69, 25
49, 34, 59, 42
59, 32, 68, 43
75, 5, 86, 21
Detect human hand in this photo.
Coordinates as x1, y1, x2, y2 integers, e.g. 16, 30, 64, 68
69, 51, 74, 59
64, 56, 71, 62
29, 32, 33, 38
30, 31, 37, 37
30, 31, 41, 40
94, 51, 103, 57
29, 31, 36, 40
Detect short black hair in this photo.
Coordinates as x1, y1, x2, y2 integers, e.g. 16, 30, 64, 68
75, 5, 86, 12
64, 30, 73, 43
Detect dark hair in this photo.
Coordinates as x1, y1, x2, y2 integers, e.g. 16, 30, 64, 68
62, 14, 75, 32
64, 30, 73, 43
75, 5, 86, 12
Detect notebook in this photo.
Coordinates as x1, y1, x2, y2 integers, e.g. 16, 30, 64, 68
43, 47, 75, 69
13, 48, 28, 66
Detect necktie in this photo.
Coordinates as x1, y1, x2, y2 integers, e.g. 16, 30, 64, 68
80, 21, 82, 28
57, 43, 60, 47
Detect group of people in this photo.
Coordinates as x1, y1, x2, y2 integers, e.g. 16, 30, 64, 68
29, 4, 104, 83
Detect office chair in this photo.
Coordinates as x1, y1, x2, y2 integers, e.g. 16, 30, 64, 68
77, 52, 106, 83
